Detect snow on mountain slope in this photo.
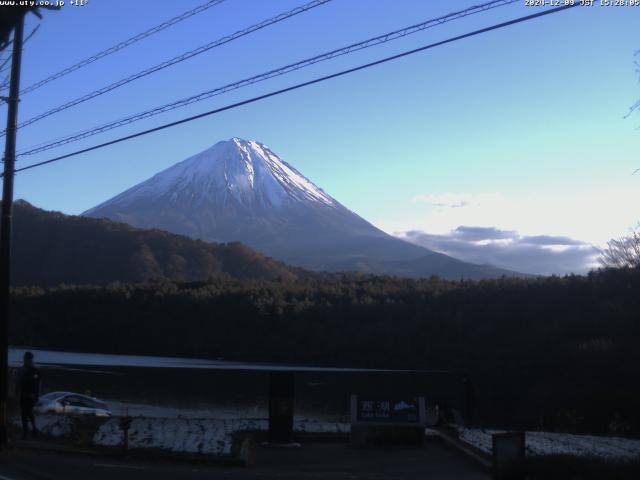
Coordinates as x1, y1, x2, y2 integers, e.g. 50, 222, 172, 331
86, 138, 335, 212
84, 138, 522, 279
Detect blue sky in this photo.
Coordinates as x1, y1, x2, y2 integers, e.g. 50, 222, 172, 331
3, 0, 639, 274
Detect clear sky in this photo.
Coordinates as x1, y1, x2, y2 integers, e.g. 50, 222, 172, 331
3, 0, 639, 274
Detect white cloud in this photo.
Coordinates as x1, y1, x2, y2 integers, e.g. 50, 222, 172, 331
411, 192, 501, 209
377, 188, 640, 246
399, 227, 600, 276
371, 188, 639, 274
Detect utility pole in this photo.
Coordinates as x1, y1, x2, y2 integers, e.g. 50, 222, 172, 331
0, 11, 25, 449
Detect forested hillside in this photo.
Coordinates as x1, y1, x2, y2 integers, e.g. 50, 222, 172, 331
10, 200, 302, 285
11, 267, 640, 434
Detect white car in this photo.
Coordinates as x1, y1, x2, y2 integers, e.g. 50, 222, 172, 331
35, 391, 112, 417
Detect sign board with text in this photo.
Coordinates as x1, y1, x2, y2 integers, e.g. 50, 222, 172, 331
350, 395, 426, 426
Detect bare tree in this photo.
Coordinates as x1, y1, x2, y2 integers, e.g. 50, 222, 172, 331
600, 227, 640, 269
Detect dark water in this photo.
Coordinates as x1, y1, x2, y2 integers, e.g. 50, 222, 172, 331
36, 364, 461, 420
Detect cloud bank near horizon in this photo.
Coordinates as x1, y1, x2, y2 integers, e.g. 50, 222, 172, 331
397, 226, 600, 276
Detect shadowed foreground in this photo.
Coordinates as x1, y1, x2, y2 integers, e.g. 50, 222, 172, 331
0, 442, 489, 480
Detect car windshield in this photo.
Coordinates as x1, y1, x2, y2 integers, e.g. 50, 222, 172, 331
39, 392, 64, 400
64, 395, 108, 409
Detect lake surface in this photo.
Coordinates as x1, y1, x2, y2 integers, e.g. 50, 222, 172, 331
10, 347, 461, 420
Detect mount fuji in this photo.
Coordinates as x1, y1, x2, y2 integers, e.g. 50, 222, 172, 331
84, 138, 518, 279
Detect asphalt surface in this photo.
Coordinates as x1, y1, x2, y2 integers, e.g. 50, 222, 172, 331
0, 442, 490, 479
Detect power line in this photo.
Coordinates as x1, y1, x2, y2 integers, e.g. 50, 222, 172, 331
0, 72, 9, 93
0, 54, 13, 76
0, 25, 38, 77
9, 3, 578, 176
18, 0, 228, 96
17, 0, 518, 157
5, 0, 333, 136
22, 23, 39, 46
0, 24, 38, 92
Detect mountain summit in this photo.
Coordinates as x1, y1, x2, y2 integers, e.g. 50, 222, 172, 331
93, 138, 337, 211
85, 138, 519, 279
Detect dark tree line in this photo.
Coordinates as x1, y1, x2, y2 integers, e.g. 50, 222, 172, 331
10, 267, 640, 435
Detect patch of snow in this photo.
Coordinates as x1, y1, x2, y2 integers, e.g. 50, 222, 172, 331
93, 417, 349, 456
93, 418, 267, 455
456, 426, 499, 455
12, 414, 73, 438
84, 137, 337, 214
294, 418, 350, 434
526, 431, 640, 459
454, 426, 640, 461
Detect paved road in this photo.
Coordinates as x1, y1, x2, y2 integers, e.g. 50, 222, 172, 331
0, 442, 490, 479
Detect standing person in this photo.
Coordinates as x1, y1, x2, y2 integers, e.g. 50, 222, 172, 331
16, 351, 40, 439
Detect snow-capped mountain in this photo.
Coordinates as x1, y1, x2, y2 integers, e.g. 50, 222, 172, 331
99, 138, 337, 212
84, 138, 519, 279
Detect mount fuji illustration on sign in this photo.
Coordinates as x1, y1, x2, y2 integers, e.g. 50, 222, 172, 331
84, 138, 518, 279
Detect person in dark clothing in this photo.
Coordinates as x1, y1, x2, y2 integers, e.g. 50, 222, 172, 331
16, 351, 40, 439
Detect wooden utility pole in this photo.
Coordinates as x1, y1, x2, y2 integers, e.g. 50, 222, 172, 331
0, 10, 25, 449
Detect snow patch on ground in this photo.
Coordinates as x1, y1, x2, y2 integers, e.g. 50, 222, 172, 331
294, 418, 350, 434
13, 414, 73, 438
93, 417, 349, 456
93, 418, 268, 455
455, 426, 640, 460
